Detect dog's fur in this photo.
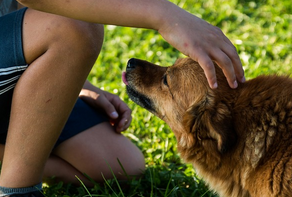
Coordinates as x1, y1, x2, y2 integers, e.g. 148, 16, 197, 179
123, 58, 292, 197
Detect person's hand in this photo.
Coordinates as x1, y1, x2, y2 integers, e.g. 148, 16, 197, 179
157, 4, 245, 89
20, 0, 245, 89
79, 88, 132, 133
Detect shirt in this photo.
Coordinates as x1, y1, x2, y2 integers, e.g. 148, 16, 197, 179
0, 0, 17, 17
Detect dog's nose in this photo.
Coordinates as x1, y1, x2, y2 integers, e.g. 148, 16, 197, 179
127, 58, 137, 71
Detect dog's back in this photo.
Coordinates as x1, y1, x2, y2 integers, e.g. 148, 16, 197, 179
233, 75, 292, 197
182, 74, 292, 197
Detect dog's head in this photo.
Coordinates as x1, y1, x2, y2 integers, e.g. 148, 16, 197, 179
123, 58, 237, 155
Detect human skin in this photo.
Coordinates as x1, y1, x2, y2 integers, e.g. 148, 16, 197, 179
17, 0, 245, 89
0, 79, 144, 186
0, 0, 244, 189
0, 8, 144, 187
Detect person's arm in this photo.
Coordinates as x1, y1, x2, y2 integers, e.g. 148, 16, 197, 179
17, 0, 170, 29
17, 0, 245, 88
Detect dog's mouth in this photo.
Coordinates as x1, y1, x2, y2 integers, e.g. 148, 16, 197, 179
122, 72, 128, 85
122, 72, 155, 112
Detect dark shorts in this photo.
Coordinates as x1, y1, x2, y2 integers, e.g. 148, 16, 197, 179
0, 8, 108, 147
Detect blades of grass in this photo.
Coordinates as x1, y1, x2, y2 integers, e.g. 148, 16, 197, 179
36, 185, 46, 197
101, 173, 119, 197
117, 158, 130, 180
75, 175, 92, 197
149, 168, 154, 197
200, 189, 215, 197
83, 172, 104, 192
164, 175, 172, 197
105, 160, 125, 197
83, 172, 99, 186
127, 178, 142, 197
127, 191, 139, 197
166, 186, 179, 197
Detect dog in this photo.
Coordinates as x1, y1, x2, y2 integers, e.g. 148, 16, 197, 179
122, 57, 292, 197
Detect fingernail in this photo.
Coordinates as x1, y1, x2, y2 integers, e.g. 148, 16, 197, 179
233, 80, 238, 88
212, 82, 218, 89
241, 76, 246, 83
111, 112, 119, 118
122, 123, 127, 131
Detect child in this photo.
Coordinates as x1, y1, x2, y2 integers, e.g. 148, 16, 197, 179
0, 0, 244, 196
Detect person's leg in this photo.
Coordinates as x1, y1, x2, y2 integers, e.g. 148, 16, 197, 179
52, 122, 145, 183
0, 144, 93, 186
0, 8, 104, 188
43, 154, 93, 186
45, 96, 145, 186
0, 122, 145, 186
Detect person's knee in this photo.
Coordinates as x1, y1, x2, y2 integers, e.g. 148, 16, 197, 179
103, 142, 146, 181
69, 22, 104, 58
128, 146, 146, 175
118, 146, 145, 178
52, 123, 145, 183
85, 139, 145, 182
23, 9, 104, 64
53, 19, 104, 62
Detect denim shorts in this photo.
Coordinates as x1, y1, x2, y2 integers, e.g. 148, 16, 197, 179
0, 8, 108, 147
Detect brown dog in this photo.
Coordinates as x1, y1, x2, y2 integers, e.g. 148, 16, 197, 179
122, 58, 292, 197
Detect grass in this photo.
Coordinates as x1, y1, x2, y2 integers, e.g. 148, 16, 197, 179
43, 0, 292, 196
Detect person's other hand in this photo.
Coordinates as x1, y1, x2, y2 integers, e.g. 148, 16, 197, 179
79, 88, 132, 133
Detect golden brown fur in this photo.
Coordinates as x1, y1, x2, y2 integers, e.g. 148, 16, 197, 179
124, 57, 292, 197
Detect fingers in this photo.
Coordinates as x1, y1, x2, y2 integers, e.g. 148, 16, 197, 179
93, 92, 119, 118
191, 38, 244, 89
217, 44, 245, 88
159, 10, 245, 89
80, 89, 132, 133
195, 53, 218, 89
203, 24, 245, 88
222, 42, 246, 84
211, 49, 238, 89
113, 115, 132, 133
97, 95, 132, 133
107, 95, 132, 133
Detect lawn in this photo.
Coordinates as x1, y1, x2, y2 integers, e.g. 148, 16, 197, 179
43, 0, 292, 196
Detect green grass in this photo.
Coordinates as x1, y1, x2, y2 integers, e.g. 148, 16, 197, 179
44, 0, 292, 196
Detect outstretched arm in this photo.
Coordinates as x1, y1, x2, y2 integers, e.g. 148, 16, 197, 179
17, 0, 245, 88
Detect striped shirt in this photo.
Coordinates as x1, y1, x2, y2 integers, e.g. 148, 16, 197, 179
0, 65, 28, 95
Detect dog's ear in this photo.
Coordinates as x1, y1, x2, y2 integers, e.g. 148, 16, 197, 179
183, 97, 237, 154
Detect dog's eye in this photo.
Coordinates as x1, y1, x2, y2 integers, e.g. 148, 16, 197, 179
163, 75, 168, 86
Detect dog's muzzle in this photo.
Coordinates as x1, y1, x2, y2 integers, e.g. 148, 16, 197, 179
122, 59, 155, 112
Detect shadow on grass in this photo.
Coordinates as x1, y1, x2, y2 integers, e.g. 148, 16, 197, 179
43, 159, 217, 197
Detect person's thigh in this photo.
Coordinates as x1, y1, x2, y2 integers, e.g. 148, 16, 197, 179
52, 122, 145, 182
